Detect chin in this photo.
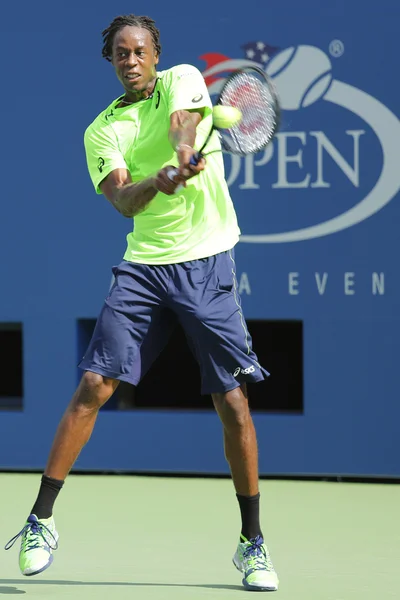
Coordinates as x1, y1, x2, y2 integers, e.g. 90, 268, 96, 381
127, 83, 146, 94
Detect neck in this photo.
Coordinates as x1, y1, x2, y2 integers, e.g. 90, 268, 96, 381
122, 76, 157, 105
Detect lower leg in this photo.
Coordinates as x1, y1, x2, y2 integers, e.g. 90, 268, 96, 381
212, 384, 262, 539
222, 416, 259, 497
44, 373, 118, 480
31, 372, 118, 518
213, 384, 259, 496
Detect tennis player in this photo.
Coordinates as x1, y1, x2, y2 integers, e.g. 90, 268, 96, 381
6, 14, 278, 592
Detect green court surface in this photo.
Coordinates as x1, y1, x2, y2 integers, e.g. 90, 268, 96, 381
1, 474, 399, 599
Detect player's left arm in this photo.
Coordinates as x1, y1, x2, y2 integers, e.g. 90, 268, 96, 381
166, 65, 212, 178
169, 109, 206, 178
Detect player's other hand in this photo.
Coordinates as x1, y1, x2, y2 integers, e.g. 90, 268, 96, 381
176, 145, 206, 178
155, 166, 187, 195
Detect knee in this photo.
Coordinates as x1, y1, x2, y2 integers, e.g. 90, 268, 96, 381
73, 371, 119, 412
212, 385, 251, 430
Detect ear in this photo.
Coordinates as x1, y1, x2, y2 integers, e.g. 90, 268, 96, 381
154, 53, 160, 66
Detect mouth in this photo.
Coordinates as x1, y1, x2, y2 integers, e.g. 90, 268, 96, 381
125, 73, 141, 82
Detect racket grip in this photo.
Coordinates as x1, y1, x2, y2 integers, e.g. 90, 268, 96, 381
189, 152, 202, 166
167, 168, 183, 192
167, 168, 178, 181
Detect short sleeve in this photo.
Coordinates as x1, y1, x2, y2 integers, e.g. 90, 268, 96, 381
84, 121, 129, 194
164, 64, 213, 116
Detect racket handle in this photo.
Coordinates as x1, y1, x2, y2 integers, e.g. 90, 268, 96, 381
167, 168, 178, 181
167, 168, 183, 192
167, 152, 202, 191
189, 152, 203, 166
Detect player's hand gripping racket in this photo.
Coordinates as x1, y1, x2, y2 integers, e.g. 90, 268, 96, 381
168, 66, 280, 187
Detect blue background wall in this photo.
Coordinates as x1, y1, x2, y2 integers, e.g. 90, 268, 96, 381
0, 0, 399, 475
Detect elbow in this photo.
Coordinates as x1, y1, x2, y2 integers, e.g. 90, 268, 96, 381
112, 191, 135, 218
118, 204, 135, 218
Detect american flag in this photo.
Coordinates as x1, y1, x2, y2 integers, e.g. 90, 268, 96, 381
200, 42, 280, 88
241, 41, 280, 66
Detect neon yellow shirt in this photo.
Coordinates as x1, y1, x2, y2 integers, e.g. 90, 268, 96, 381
84, 64, 240, 264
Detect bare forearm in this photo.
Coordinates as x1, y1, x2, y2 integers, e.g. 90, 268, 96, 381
169, 126, 197, 151
169, 110, 201, 151
113, 177, 158, 218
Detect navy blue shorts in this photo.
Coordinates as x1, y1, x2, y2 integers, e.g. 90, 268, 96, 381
78, 249, 269, 394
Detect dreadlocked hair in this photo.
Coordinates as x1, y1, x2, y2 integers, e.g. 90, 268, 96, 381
102, 14, 161, 62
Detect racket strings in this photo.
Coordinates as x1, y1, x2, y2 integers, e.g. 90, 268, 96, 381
219, 72, 279, 155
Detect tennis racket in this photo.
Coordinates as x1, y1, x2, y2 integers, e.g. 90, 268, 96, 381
168, 65, 280, 184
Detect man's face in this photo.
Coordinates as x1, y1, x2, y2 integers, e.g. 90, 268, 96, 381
112, 26, 159, 97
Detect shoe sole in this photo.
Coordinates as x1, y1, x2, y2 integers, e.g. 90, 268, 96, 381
242, 579, 278, 592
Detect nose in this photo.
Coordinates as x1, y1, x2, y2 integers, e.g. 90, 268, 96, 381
125, 52, 138, 67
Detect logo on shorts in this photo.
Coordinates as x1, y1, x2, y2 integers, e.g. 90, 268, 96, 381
192, 94, 203, 103
233, 365, 256, 377
98, 157, 105, 173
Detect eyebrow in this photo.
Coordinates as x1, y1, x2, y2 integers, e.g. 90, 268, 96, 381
115, 43, 147, 50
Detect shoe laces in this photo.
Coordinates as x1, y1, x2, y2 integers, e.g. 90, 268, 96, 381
4, 517, 58, 552
243, 535, 273, 572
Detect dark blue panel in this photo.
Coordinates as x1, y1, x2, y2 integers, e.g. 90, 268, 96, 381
0, 0, 399, 475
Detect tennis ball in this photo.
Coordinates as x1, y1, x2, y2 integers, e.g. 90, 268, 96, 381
213, 105, 242, 129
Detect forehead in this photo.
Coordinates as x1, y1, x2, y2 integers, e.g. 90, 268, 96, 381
113, 26, 153, 49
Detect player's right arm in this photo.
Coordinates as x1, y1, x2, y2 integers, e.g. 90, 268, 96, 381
99, 167, 186, 217
84, 121, 186, 218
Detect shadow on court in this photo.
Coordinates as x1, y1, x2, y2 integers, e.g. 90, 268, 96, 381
0, 580, 243, 591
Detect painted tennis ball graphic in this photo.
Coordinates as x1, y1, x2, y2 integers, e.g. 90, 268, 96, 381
266, 46, 333, 110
